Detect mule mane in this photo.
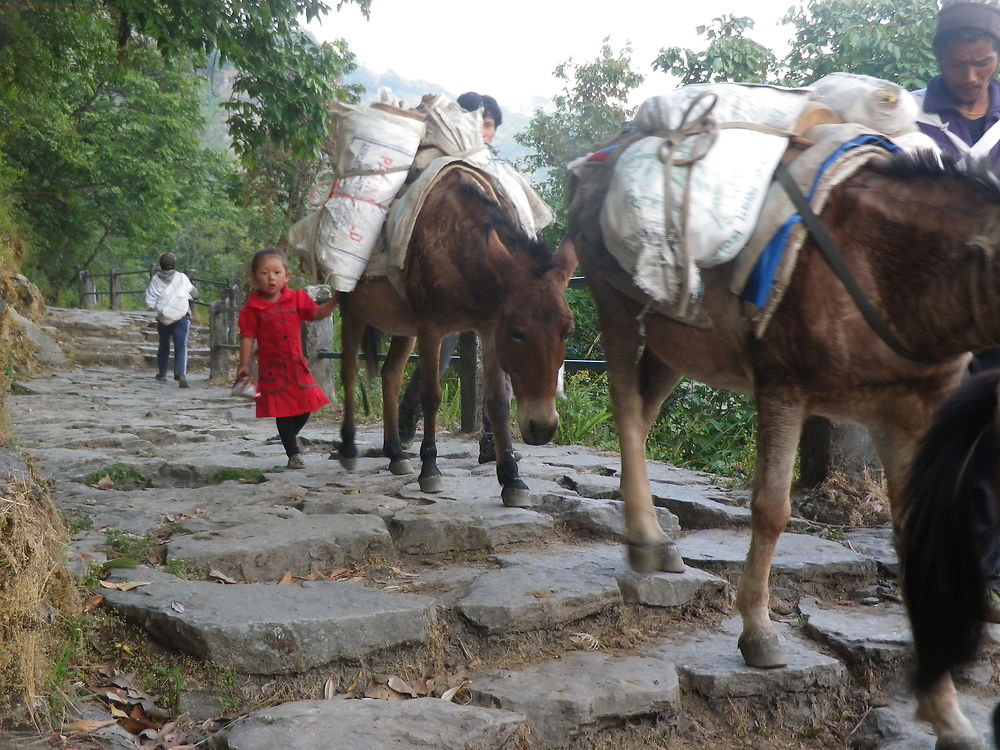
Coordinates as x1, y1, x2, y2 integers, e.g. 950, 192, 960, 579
870, 148, 1000, 202
456, 180, 554, 273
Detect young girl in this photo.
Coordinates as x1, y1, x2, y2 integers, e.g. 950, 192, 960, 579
235, 247, 338, 468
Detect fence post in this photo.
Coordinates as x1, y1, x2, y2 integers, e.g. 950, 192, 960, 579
109, 268, 122, 311
458, 331, 482, 434
78, 270, 97, 309
209, 300, 229, 380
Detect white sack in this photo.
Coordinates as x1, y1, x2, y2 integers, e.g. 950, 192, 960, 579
287, 99, 425, 292
809, 72, 919, 137
599, 83, 812, 313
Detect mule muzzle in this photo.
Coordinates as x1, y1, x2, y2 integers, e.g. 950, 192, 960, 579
517, 401, 559, 445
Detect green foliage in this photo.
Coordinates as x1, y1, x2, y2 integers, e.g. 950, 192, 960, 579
654, 15, 778, 84
82, 463, 150, 489
104, 528, 157, 561
208, 468, 266, 484
60, 511, 94, 535
44, 615, 88, 719
554, 371, 616, 448
781, 0, 938, 88
647, 380, 756, 479
149, 664, 185, 710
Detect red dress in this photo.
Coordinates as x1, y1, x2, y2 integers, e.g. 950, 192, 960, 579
238, 287, 330, 418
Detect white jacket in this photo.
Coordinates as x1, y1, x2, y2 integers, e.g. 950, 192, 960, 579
145, 270, 196, 325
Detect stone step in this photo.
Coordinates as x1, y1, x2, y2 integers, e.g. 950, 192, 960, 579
213, 698, 529, 750
101, 567, 438, 674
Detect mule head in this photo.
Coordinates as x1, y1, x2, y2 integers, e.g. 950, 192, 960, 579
493, 239, 577, 445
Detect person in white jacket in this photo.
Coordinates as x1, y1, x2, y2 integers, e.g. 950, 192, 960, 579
144, 253, 198, 388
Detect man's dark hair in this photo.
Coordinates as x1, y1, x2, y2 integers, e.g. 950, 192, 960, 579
934, 27, 1000, 55
457, 91, 503, 127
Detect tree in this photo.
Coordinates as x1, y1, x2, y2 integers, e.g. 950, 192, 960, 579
654, 15, 778, 85
781, 0, 937, 89
104, 0, 370, 164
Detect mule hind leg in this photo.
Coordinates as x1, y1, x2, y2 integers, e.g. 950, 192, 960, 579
382, 335, 416, 476
336, 307, 364, 470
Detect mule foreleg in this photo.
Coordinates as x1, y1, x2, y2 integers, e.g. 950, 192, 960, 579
337, 310, 363, 470
382, 336, 415, 476
416, 332, 444, 493
736, 395, 804, 669
481, 333, 528, 507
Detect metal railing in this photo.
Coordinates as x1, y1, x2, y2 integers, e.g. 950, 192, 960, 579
76, 267, 241, 312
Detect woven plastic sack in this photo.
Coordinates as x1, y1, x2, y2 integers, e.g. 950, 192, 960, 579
287, 99, 426, 292
809, 73, 919, 137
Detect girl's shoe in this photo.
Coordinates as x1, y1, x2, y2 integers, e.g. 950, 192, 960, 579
286, 454, 305, 469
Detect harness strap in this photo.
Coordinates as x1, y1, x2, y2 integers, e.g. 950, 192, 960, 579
774, 161, 935, 365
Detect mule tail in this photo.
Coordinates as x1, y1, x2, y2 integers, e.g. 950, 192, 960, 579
900, 370, 1000, 692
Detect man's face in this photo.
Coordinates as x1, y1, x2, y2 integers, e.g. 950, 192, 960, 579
939, 39, 999, 108
482, 116, 497, 144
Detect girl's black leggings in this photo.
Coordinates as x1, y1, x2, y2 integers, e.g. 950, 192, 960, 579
275, 413, 310, 457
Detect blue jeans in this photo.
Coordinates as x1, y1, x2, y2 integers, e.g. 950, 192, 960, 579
157, 316, 190, 378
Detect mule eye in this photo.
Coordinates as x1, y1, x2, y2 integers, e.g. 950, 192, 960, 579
510, 329, 526, 343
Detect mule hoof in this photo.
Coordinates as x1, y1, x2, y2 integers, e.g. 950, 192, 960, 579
936, 735, 988, 750
419, 475, 443, 493
738, 631, 787, 669
389, 459, 413, 475
627, 540, 686, 574
501, 486, 531, 508
338, 455, 357, 471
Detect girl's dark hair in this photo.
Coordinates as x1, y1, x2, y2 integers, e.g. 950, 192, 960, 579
457, 91, 503, 127
251, 247, 289, 273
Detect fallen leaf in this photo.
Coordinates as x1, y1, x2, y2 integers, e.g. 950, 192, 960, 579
440, 680, 470, 703
323, 678, 336, 699
170, 601, 185, 613
96, 474, 114, 490
364, 684, 393, 700
109, 705, 129, 718
327, 568, 350, 579
306, 570, 322, 581
209, 569, 238, 584
116, 581, 152, 592
64, 719, 115, 732
83, 595, 105, 612
387, 676, 412, 695
278, 571, 294, 585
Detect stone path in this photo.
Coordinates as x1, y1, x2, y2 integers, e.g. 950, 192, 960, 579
4, 307, 999, 749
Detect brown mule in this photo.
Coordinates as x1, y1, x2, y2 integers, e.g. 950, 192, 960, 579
568, 148, 1000, 749
339, 166, 575, 507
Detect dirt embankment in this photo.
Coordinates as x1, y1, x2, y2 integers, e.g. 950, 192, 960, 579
0, 246, 81, 727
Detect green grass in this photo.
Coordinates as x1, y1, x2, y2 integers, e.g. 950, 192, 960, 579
82, 463, 150, 490
207, 468, 265, 484
104, 528, 158, 562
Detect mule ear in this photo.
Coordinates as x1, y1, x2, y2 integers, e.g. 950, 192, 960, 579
548, 238, 578, 287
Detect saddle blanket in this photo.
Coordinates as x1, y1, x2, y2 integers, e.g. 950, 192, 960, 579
730, 122, 902, 337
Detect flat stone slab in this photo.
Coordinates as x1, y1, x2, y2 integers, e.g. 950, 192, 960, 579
101, 568, 436, 674
661, 617, 848, 699
457, 564, 621, 633
471, 649, 680, 746
496, 543, 727, 609
799, 597, 911, 666
214, 698, 528, 750
390, 494, 555, 556
535, 493, 679, 541
166, 514, 394, 582
297, 490, 410, 519
855, 690, 996, 750
650, 482, 752, 529
676, 529, 875, 583
841, 527, 899, 576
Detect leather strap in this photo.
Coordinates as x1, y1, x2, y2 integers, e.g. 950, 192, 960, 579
774, 161, 933, 364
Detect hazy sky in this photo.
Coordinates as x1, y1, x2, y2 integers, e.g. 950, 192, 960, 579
305, 0, 800, 113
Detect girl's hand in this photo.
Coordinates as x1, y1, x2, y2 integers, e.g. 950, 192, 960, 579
235, 365, 250, 383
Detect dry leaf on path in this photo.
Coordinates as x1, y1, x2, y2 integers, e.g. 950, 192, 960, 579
278, 571, 294, 585
98, 580, 152, 592
170, 601, 185, 613
324, 678, 336, 699
64, 719, 115, 732
96, 474, 114, 490
387, 676, 413, 696
209, 569, 238, 584
83, 594, 105, 611
440, 680, 470, 702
